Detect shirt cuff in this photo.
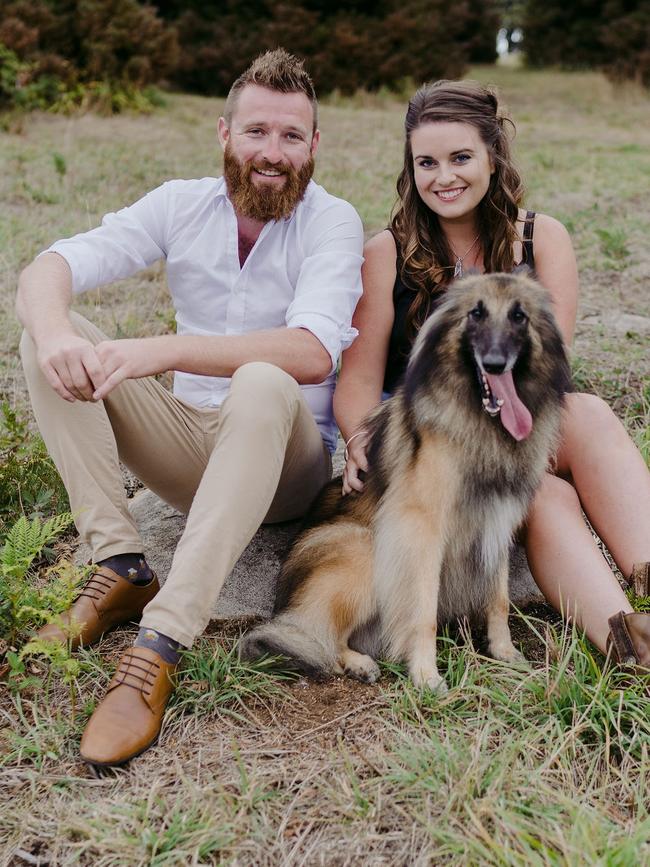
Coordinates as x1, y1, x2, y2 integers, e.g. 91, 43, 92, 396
39, 244, 93, 295
287, 314, 359, 373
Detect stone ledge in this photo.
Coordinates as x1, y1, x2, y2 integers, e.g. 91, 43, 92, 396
77, 440, 543, 620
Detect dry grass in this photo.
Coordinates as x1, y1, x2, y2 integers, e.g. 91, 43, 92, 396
1, 619, 648, 865
1, 65, 650, 865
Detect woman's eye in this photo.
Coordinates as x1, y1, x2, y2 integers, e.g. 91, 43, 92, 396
454, 153, 470, 163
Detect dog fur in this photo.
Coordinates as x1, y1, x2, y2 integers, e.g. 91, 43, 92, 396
239, 272, 572, 692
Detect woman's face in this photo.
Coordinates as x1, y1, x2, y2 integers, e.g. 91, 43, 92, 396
410, 121, 494, 223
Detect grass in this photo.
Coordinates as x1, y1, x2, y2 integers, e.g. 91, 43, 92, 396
0, 64, 649, 863
0, 622, 648, 864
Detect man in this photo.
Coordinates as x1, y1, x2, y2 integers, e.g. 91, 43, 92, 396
16, 49, 364, 766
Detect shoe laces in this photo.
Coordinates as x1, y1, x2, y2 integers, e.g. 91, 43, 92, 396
77, 568, 119, 603
112, 648, 160, 697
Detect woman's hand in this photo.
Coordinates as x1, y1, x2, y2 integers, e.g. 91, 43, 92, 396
342, 430, 369, 495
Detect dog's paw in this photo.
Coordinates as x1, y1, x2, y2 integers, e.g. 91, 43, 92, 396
340, 650, 381, 684
489, 641, 527, 666
410, 667, 448, 695
425, 673, 448, 695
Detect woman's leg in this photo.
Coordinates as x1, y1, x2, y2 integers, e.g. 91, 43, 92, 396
558, 393, 650, 577
525, 393, 650, 653
525, 474, 633, 653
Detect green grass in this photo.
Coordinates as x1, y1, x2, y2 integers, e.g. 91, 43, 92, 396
0, 65, 649, 864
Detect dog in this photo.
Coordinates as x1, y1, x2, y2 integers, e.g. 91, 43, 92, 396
239, 272, 572, 693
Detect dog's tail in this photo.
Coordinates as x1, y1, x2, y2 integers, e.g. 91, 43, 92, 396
237, 613, 339, 680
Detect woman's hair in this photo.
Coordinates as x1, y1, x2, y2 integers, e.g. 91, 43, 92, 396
391, 80, 525, 334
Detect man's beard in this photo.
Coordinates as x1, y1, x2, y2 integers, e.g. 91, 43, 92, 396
223, 143, 314, 222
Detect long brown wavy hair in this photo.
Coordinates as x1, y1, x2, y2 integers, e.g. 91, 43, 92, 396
391, 80, 525, 335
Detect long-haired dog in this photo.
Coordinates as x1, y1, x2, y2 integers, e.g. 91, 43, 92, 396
239, 272, 571, 693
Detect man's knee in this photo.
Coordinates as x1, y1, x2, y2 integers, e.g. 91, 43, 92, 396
228, 362, 301, 421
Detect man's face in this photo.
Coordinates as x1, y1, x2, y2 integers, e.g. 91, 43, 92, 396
218, 84, 320, 222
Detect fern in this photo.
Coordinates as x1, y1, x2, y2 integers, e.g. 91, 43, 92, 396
0, 512, 77, 645
1, 513, 74, 580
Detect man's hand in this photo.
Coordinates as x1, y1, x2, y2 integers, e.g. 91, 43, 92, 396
37, 333, 108, 402
93, 337, 172, 401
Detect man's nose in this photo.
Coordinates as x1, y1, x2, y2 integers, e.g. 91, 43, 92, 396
261, 134, 284, 164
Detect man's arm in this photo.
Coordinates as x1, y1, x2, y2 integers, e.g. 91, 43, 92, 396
91, 328, 332, 401
16, 252, 108, 402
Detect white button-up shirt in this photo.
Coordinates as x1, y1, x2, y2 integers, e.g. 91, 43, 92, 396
47, 177, 364, 452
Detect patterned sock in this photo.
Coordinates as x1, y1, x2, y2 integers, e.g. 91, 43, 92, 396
97, 553, 154, 586
134, 627, 184, 664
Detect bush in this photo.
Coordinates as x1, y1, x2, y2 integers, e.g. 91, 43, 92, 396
601, 1, 650, 88
522, 0, 650, 87
0, 0, 177, 112
0, 402, 69, 538
170, 0, 500, 97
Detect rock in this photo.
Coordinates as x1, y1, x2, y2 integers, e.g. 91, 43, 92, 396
76, 437, 543, 619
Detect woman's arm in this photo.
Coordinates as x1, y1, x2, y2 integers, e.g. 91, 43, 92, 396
334, 229, 397, 492
528, 212, 579, 346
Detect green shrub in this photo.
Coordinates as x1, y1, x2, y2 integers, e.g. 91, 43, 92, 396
0, 401, 69, 537
0, 0, 177, 113
522, 0, 650, 88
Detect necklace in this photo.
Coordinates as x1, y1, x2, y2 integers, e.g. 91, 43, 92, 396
450, 233, 480, 278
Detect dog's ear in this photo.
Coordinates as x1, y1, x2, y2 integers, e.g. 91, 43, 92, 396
512, 263, 533, 278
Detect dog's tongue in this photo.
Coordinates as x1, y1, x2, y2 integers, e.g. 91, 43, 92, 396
485, 371, 533, 441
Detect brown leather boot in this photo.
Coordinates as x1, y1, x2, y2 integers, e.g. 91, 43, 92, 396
37, 566, 159, 649
629, 562, 649, 597
80, 646, 177, 766
607, 612, 650, 672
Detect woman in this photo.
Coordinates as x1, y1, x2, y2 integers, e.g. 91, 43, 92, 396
334, 80, 650, 666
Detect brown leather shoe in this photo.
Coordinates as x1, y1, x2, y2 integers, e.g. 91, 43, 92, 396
607, 611, 650, 672
37, 566, 159, 649
80, 646, 176, 766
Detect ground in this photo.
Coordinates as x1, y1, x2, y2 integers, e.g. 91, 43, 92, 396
0, 65, 649, 865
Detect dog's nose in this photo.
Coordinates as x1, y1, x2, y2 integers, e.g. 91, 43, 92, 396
482, 353, 507, 374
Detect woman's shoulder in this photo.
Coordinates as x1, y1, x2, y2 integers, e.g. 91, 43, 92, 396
517, 209, 571, 242
364, 227, 398, 260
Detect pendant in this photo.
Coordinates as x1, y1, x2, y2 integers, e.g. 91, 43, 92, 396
454, 258, 462, 278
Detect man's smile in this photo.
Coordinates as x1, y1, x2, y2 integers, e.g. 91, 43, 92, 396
253, 167, 285, 178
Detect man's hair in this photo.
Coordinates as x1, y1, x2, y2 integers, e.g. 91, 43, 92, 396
224, 48, 318, 131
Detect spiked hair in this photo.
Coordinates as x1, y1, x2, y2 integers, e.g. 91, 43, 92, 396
224, 48, 318, 131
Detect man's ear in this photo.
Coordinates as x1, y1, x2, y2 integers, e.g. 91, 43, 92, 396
217, 117, 229, 151
310, 129, 320, 157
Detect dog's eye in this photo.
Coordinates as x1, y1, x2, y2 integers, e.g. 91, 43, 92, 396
468, 303, 484, 321
509, 305, 527, 325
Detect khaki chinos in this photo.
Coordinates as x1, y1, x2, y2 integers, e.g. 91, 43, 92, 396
20, 312, 332, 648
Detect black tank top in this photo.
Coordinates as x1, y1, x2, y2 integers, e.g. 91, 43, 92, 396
383, 212, 536, 394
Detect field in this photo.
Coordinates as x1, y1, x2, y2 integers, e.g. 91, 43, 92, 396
1, 65, 649, 865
